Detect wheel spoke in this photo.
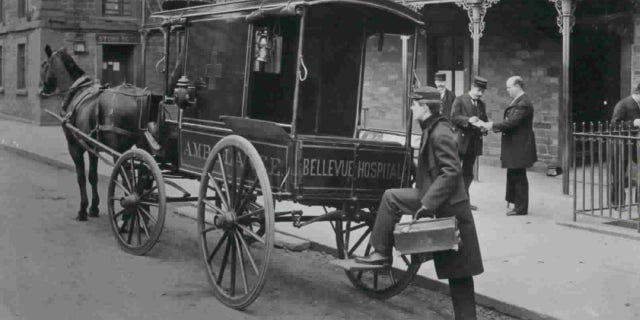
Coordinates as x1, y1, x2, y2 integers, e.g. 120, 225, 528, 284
201, 225, 218, 236
388, 269, 397, 285
208, 173, 230, 211
204, 200, 225, 215
234, 154, 251, 210
231, 146, 238, 208
233, 232, 249, 294
113, 179, 131, 196
230, 234, 237, 296
342, 223, 368, 234
137, 209, 151, 239
235, 229, 260, 276
135, 211, 142, 246
236, 206, 264, 221
217, 237, 232, 285
138, 206, 158, 226
113, 208, 126, 220
207, 232, 229, 263
126, 212, 136, 244
401, 255, 410, 266
139, 201, 159, 207
129, 158, 137, 191
348, 228, 371, 257
236, 179, 260, 214
236, 224, 265, 245
139, 185, 158, 201
216, 154, 232, 207
373, 271, 379, 289
119, 167, 133, 191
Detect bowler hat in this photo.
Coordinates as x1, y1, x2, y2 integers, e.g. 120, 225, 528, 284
472, 76, 488, 90
411, 86, 441, 101
434, 73, 446, 82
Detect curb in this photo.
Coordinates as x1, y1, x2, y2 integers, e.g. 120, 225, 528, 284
556, 221, 640, 242
0, 143, 112, 181
3, 144, 558, 320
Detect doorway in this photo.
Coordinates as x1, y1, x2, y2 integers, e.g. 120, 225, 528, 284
102, 45, 134, 86
571, 25, 621, 124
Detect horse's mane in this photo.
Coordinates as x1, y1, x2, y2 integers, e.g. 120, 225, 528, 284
58, 51, 85, 79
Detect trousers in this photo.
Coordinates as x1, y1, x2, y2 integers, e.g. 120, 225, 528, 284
506, 168, 528, 214
459, 152, 477, 195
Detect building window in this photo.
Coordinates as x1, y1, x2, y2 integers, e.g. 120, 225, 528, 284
0, 46, 3, 88
103, 0, 131, 16
17, 44, 25, 89
18, 0, 25, 18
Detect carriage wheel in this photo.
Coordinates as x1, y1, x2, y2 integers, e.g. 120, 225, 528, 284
107, 149, 166, 256
335, 218, 423, 299
197, 135, 274, 310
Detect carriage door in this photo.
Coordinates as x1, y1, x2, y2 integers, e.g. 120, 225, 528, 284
102, 45, 134, 86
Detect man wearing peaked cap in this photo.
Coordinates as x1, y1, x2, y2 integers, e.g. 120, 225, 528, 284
358, 86, 483, 320
451, 76, 489, 211
434, 73, 456, 119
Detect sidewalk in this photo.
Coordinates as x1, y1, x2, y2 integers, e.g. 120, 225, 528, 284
2, 117, 640, 320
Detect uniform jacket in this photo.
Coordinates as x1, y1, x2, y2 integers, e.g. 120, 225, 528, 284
611, 95, 640, 123
440, 88, 456, 120
416, 115, 484, 279
492, 93, 538, 169
451, 94, 488, 155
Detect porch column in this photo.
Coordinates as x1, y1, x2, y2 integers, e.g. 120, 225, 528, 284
549, 0, 576, 195
455, 0, 500, 78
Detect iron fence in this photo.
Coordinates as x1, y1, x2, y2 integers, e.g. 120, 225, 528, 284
572, 121, 640, 232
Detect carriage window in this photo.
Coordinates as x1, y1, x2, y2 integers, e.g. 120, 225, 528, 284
360, 34, 414, 133
183, 19, 248, 122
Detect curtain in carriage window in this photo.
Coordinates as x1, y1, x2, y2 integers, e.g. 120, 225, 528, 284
182, 19, 248, 122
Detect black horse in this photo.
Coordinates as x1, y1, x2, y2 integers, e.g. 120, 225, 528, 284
40, 45, 152, 221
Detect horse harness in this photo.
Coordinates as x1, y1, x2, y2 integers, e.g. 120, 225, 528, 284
61, 77, 141, 139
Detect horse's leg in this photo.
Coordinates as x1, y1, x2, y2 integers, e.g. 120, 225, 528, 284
69, 143, 89, 221
88, 153, 100, 217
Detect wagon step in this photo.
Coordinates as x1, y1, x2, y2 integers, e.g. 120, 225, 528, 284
329, 259, 389, 271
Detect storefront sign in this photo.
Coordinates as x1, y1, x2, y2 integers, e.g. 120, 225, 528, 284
96, 33, 139, 44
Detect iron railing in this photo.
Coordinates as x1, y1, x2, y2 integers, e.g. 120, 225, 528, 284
572, 121, 640, 232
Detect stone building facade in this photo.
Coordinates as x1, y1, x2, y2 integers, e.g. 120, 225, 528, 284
0, 0, 145, 125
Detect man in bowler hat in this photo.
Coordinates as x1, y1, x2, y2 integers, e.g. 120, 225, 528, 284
475, 76, 537, 215
435, 72, 456, 119
451, 77, 489, 210
357, 86, 484, 320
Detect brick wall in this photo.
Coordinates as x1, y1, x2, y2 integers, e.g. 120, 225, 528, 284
632, 15, 640, 92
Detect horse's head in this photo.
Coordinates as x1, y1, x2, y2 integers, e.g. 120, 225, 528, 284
39, 45, 85, 96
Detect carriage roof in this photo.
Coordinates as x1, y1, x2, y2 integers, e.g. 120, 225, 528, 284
150, 0, 424, 26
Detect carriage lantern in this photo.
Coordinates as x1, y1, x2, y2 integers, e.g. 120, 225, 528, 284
173, 75, 196, 109
253, 28, 272, 72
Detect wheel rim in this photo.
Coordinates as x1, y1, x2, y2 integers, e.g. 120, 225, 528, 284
336, 218, 422, 299
198, 136, 274, 309
107, 149, 166, 256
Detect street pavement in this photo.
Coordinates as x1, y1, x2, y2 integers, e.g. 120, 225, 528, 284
2, 117, 640, 320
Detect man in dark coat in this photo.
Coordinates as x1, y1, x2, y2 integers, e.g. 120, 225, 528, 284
609, 83, 640, 207
435, 72, 456, 119
451, 77, 489, 210
476, 76, 537, 215
357, 86, 484, 320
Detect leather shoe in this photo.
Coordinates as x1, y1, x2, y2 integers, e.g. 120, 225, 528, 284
506, 210, 527, 216
469, 204, 478, 211
355, 252, 391, 265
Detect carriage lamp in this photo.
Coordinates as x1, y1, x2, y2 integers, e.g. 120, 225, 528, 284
254, 28, 272, 72
174, 76, 196, 109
